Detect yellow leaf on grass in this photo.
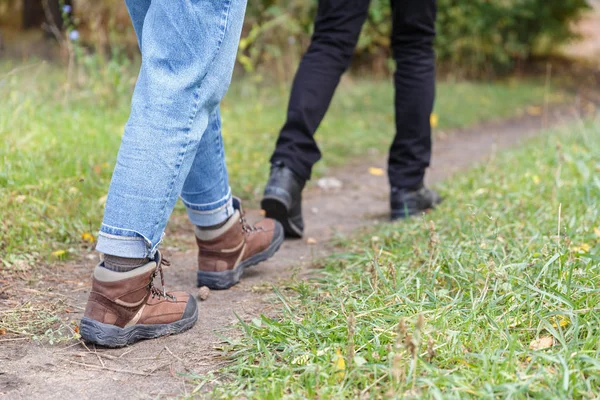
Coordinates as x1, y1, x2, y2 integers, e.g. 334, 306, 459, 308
532, 175, 540, 185
368, 167, 385, 177
51, 250, 67, 258
571, 243, 591, 253
81, 232, 95, 243
333, 348, 346, 380
529, 336, 553, 350
430, 113, 439, 128
552, 315, 570, 328
527, 106, 543, 116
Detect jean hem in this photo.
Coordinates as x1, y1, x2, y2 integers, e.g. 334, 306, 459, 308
96, 226, 163, 258
186, 196, 234, 227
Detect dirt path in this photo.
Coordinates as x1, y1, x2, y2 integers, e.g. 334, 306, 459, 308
0, 104, 586, 399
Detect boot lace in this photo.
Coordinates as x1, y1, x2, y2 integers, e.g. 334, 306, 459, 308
239, 212, 265, 234
149, 252, 176, 301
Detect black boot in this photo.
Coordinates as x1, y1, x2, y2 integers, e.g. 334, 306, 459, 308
261, 162, 305, 238
390, 185, 442, 220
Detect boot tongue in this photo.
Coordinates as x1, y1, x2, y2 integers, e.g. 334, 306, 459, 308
232, 196, 244, 214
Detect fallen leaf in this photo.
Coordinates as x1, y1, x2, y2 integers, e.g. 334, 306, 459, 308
98, 194, 108, 206
306, 237, 317, 245
51, 250, 67, 258
526, 106, 543, 116
571, 243, 591, 253
430, 113, 439, 128
552, 315, 569, 328
368, 167, 385, 177
529, 336, 553, 350
74, 325, 80, 334
333, 348, 346, 380
0, 328, 6, 335
81, 232, 95, 243
259, 209, 266, 216
532, 175, 540, 185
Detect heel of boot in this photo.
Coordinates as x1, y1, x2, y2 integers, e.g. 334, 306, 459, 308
261, 197, 303, 238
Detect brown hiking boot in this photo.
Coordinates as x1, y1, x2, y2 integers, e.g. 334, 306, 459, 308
80, 252, 197, 347
196, 198, 284, 290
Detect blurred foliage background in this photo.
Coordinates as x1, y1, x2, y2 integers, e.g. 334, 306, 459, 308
0, 0, 590, 78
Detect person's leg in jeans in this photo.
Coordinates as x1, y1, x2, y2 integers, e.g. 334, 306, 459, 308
388, 0, 441, 219
262, 0, 370, 238
80, 0, 283, 347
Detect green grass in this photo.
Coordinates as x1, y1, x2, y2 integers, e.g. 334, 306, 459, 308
201, 120, 600, 399
0, 60, 565, 261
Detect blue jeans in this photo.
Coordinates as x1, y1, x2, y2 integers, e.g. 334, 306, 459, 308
96, 0, 247, 258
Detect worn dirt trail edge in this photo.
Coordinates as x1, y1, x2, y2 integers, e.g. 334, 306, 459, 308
0, 106, 582, 399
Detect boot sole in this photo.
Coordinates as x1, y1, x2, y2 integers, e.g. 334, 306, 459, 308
80, 295, 198, 348
261, 196, 303, 238
197, 221, 285, 290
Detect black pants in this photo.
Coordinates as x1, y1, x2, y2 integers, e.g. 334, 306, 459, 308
270, 0, 436, 190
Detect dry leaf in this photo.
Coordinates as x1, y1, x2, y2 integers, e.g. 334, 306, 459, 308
81, 232, 95, 243
526, 106, 543, 116
430, 113, 439, 128
98, 194, 108, 206
306, 237, 317, 245
333, 348, 346, 380
259, 209, 266, 217
571, 243, 591, 253
0, 328, 6, 335
368, 167, 385, 177
552, 315, 569, 328
51, 250, 67, 258
529, 336, 553, 350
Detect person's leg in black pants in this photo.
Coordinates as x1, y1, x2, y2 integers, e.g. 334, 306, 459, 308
388, 0, 441, 220
388, 0, 437, 191
263, 0, 441, 236
269, 0, 371, 182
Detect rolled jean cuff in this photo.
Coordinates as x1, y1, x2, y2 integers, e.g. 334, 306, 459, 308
183, 191, 234, 227
96, 225, 163, 258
